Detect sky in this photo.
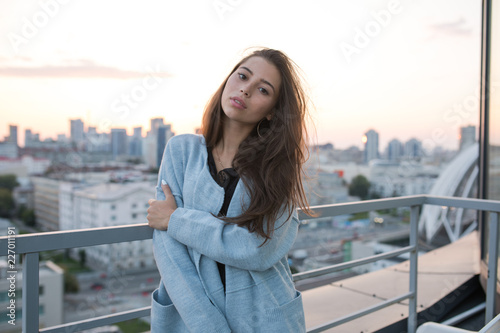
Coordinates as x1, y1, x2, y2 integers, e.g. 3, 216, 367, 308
0, 0, 489, 150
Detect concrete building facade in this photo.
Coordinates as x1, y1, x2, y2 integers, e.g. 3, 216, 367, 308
31, 177, 61, 231
59, 182, 156, 272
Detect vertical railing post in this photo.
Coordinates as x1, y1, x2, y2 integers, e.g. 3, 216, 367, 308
22, 252, 39, 333
408, 205, 419, 333
486, 212, 499, 323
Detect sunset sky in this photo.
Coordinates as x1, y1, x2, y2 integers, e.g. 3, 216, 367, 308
0, 0, 490, 150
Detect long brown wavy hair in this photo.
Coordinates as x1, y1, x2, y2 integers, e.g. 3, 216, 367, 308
201, 48, 315, 244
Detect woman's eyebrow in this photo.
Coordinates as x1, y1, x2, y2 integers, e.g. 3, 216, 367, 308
240, 66, 276, 94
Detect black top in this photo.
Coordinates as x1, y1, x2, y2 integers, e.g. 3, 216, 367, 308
207, 146, 240, 291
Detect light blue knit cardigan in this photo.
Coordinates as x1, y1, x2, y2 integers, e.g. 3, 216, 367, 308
151, 134, 305, 332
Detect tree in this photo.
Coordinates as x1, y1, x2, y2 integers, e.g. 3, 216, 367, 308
0, 174, 19, 191
21, 209, 36, 226
79, 249, 87, 268
0, 188, 14, 217
16, 204, 35, 226
348, 175, 371, 200
17, 204, 26, 216
64, 272, 80, 293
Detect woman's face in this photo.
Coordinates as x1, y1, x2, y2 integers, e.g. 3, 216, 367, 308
221, 56, 281, 128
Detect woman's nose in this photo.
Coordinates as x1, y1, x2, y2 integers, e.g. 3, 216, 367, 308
240, 88, 249, 96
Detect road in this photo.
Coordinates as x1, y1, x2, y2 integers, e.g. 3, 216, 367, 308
64, 269, 160, 323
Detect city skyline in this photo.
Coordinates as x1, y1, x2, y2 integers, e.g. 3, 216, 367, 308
0, 0, 489, 150
2, 117, 475, 155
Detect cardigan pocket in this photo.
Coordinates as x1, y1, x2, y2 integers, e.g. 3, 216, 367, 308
263, 290, 306, 333
151, 288, 189, 333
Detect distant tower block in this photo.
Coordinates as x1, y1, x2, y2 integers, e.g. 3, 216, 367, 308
363, 129, 379, 164
459, 125, 476, 151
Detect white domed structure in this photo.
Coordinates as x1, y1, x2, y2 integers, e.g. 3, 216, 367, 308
418, 143, 479, 243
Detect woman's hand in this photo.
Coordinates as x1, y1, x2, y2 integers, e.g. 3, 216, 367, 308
147, 182, 177, 230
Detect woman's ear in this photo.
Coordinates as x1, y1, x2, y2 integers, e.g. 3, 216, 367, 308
266, 108, 277, 121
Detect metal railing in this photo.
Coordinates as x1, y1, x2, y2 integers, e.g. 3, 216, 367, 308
1, 195, 499, 333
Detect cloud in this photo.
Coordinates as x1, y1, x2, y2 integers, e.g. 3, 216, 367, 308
428, 17, 473, 37
0, 58, 171, 79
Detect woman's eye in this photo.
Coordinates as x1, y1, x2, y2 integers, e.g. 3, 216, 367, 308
238, 73, 247, 80
259, 87, 268, 95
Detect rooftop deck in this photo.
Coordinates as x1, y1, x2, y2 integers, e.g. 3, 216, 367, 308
0, 195, 499, 333
303, 231, 480, 332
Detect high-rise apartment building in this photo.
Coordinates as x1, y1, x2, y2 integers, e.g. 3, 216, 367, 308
111, 128, 128, 158
460, 125, 476, 151
150, 117, 164, 136
157, 124, 174, 167
25, 129, 33, 147
8, 125, 18, 146
133, 126, 142, 138
404, 138, 423, 159
85, 127, 109, 152
363, 129, 379, 164
70, 119, 84, 145
143, 119, 174, 168
387, 139, 403, 162
129, 126, 143, 157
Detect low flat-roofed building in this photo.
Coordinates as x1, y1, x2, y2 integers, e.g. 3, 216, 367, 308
0, 260, 64, 332
61, 181, 156, 272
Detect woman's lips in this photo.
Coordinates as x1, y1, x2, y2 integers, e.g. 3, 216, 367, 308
231, 97, 246, 109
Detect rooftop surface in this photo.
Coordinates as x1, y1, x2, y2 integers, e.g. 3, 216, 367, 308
302, 231, 480, 332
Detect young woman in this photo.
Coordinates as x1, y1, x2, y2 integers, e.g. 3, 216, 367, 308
147, 48, 314, 332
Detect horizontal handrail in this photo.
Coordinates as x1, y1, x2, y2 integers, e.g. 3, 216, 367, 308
297, 195, 500, 220
2, 195, 498, 256
293, 245, 415, 282
424, 195, 500, 212
0, 223, 153, 256
297, 195, 425, 220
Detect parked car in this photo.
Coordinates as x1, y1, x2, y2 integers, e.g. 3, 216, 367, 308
90, 283, 104, 291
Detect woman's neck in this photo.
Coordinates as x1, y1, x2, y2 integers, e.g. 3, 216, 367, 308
215, 120, 253, 169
